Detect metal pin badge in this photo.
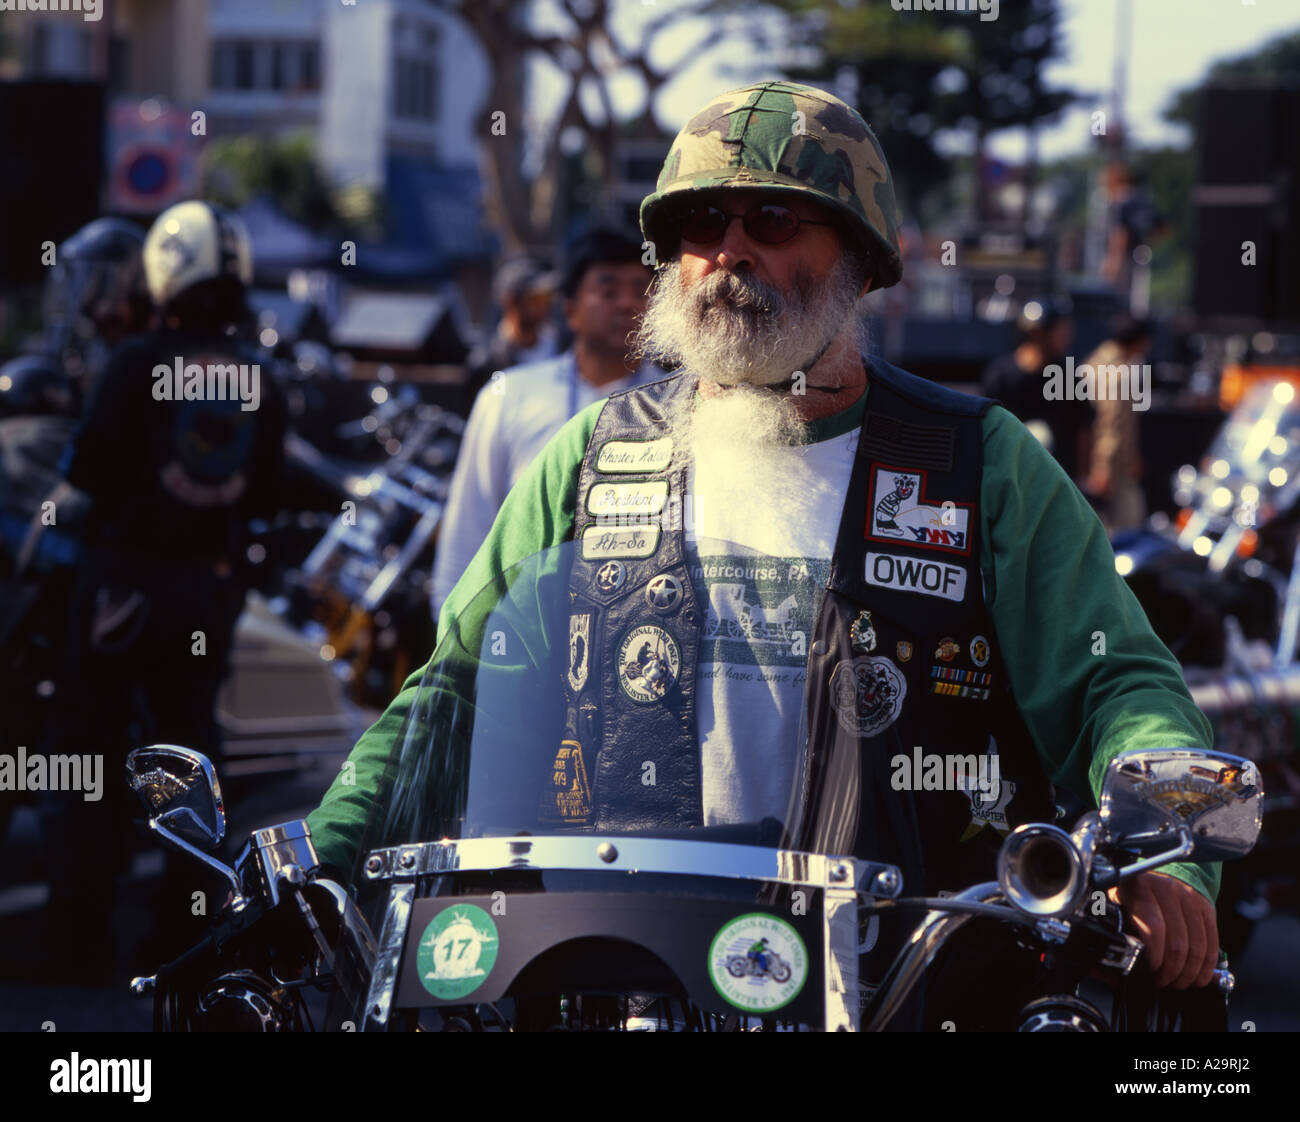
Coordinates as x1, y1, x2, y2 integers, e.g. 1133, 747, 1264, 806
851, 610, 877, 653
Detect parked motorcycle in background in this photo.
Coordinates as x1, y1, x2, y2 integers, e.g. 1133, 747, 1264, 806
1115, 378, 1300, 958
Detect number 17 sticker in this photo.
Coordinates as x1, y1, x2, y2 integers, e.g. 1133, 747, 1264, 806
416, 903, 500, 1000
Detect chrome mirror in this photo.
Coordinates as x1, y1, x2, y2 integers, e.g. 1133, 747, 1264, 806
1099, 748, 1261, 862
125, 744, 226, 851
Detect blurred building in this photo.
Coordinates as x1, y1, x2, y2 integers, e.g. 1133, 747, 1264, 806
1, 0, 494, 268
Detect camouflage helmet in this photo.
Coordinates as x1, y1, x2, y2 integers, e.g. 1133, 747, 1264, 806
640, 80, 903, 288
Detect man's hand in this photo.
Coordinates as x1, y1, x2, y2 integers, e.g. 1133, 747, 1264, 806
1108, 872, 1218, 990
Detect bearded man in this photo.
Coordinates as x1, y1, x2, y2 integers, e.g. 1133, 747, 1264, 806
307, 82, 1223, 1023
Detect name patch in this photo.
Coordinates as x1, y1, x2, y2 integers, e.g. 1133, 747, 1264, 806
596, 437, 673, 473
586, 480, 669, 517
581, 524, 660, 560
867, 464, 973, 555
864, 551, 967, 602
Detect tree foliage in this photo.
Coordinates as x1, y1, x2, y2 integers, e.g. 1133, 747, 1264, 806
757, 0, 1076, 218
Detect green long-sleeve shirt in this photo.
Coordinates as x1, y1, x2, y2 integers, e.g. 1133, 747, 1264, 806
306, 385, 1219, 901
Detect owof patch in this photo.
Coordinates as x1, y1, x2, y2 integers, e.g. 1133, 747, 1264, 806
581, 523, 660, 560
865, 463, 973, 556
864, 551, 967, 602
595, 437, 673, 474
828, 656, 906, 738
585, 480, 669, 517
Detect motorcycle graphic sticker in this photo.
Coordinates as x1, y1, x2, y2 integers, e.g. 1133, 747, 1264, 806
866, 464, 973, 556
829, 656, 907, 737
708, 913, 808, 1013
415, 904, 500, 1000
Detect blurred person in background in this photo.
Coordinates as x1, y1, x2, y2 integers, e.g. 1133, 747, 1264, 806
1102, 165, 1166, 309
459, 256, 561, 413
37, 201, 288, 980
431, 228, 667, 622
43, 217, 155, 396
1083, 314, 1153, 532
0, 221, 155, 849
1, 219, 153, 563
980, 299, 1087, 480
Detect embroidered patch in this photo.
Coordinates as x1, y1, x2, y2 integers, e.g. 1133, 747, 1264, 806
540, 739, 592, 824
582, 524, 659, 561
595, 437, 673, 473
864, 551, 967, 602
618, 624, 681, 703
585, 480, 669, 517
568, 614, 591, 691
860, 413, 955, 472
829, 656, 907, 737
866, 463, 973, 556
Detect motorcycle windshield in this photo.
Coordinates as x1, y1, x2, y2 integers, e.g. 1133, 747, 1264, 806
349, 539, 847, 871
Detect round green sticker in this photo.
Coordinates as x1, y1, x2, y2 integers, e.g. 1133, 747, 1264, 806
415, 904, 500, 1000
708, 912, 808, 1013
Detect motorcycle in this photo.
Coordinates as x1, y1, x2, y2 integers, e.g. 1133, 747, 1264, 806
278, 381, 464, 708
1115, 377, 1300, 957
125, 541, 1263, 1031
726, 947, 792, 984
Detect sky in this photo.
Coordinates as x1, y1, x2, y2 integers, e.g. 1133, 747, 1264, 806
529, 0, 1300, 163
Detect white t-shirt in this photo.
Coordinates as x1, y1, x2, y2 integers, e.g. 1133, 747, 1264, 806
686, 420, 860, 827
433, 352, 664, 616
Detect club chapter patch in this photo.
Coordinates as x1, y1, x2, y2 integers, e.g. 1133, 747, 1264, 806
595, 437, 673, 473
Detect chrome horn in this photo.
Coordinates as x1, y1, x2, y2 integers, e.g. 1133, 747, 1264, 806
997, 823, 1087, 918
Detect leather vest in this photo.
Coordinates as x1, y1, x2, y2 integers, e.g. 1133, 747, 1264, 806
559, 359, 1055, 896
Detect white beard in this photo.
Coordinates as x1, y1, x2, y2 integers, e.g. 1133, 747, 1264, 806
664, 382, 844, 535
637, 248, 870, 531
634, 252, 867, 388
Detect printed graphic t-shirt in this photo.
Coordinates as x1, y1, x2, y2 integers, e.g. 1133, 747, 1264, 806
687, 396, 864, 827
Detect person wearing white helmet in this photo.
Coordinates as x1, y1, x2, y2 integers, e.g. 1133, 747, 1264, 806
38, 200, 288, 982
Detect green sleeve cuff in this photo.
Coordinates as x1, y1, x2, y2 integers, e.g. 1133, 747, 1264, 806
1151, 860, 1221, 905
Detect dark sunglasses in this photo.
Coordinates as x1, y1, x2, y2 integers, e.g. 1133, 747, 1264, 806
672, 202, 838, 246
